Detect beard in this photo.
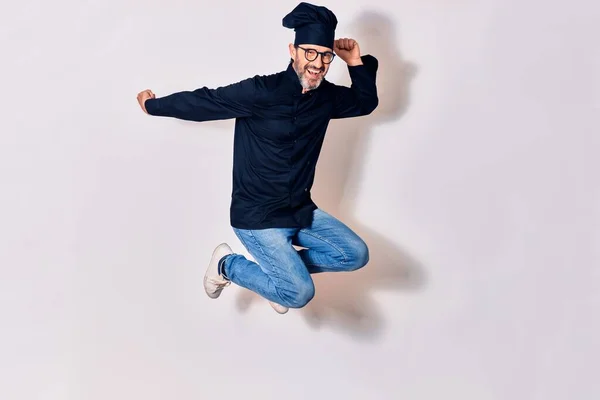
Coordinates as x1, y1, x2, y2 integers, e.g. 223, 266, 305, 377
294, 59, 325, 91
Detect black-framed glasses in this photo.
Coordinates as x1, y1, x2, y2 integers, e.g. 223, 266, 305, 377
295, 45, 335, 64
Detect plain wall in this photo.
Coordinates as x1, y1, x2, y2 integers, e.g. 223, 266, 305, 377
1, 0, 598, 399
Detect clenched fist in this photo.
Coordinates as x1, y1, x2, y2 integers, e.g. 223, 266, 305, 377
137, 89, 156, 114
333, 38, 362, 66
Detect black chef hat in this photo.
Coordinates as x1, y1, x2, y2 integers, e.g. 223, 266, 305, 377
282, 2, 338, 49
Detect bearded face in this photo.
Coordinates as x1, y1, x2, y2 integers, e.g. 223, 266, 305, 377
290, 44, 333, 91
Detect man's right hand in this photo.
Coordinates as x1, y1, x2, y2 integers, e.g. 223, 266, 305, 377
137, 89, 156, 114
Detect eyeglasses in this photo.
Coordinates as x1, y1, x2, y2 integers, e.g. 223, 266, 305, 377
295, 45, 335, 64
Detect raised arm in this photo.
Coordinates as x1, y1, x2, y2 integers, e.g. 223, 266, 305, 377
330, 38, 379, 119
137, 77, 257, 122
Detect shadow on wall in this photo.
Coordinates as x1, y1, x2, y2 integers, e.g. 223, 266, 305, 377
235, 11, 424, 341
301, 10, 424, 341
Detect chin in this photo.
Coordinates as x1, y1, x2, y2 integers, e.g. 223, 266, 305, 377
301, 76, 323, 91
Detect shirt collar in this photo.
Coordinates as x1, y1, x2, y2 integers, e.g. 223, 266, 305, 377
285, 62, 302, 90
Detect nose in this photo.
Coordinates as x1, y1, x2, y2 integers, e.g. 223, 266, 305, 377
312, 55, 324, 68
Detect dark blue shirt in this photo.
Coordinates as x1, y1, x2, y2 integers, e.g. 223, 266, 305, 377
145, 55, 379, 229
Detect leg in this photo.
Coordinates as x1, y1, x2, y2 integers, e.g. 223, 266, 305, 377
222, 227, 315, 309
293, 208, 369, 274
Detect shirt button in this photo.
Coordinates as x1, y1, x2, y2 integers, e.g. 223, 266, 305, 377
304, 188, 308, 191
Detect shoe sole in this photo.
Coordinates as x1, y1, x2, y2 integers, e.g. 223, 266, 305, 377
269, 301, 289, 314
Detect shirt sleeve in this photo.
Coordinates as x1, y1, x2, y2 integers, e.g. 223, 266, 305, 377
331, 54, 379, 119
144, 76, 257, 121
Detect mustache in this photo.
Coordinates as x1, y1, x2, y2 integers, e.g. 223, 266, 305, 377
304, 64, 324, 72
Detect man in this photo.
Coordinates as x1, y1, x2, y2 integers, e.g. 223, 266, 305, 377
136, 2, 378, 314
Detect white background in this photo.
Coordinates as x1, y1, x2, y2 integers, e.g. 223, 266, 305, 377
1, 0, 598, 399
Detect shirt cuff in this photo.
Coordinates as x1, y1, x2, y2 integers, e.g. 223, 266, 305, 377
347, 54, 379, 79
348, 54, 378, 73
145, 98, 160, 115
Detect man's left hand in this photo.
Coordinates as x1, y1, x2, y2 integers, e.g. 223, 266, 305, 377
333, 38, 362, 66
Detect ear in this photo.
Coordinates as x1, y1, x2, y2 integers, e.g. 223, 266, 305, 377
288, 43, 296, 58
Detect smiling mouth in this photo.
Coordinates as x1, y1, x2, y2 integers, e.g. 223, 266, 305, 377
306, 67, 323, 77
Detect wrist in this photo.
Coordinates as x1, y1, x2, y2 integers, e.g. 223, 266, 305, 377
346, 57, 363, 67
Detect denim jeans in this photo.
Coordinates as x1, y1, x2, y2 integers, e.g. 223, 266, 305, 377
221, 208, 369, 308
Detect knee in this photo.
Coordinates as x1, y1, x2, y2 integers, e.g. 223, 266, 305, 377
282, 280, 315, 308
347, 239, 370, 271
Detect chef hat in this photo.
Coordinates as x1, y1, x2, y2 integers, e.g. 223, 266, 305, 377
282, 2, 338, 49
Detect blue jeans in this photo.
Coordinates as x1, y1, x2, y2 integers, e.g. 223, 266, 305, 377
221, 208, 369, 308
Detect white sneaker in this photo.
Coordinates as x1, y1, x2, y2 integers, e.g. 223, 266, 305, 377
204, 243, 233, 299
269, 301, 289, 314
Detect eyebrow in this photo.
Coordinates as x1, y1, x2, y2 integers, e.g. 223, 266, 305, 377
303, 47, 333, 53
